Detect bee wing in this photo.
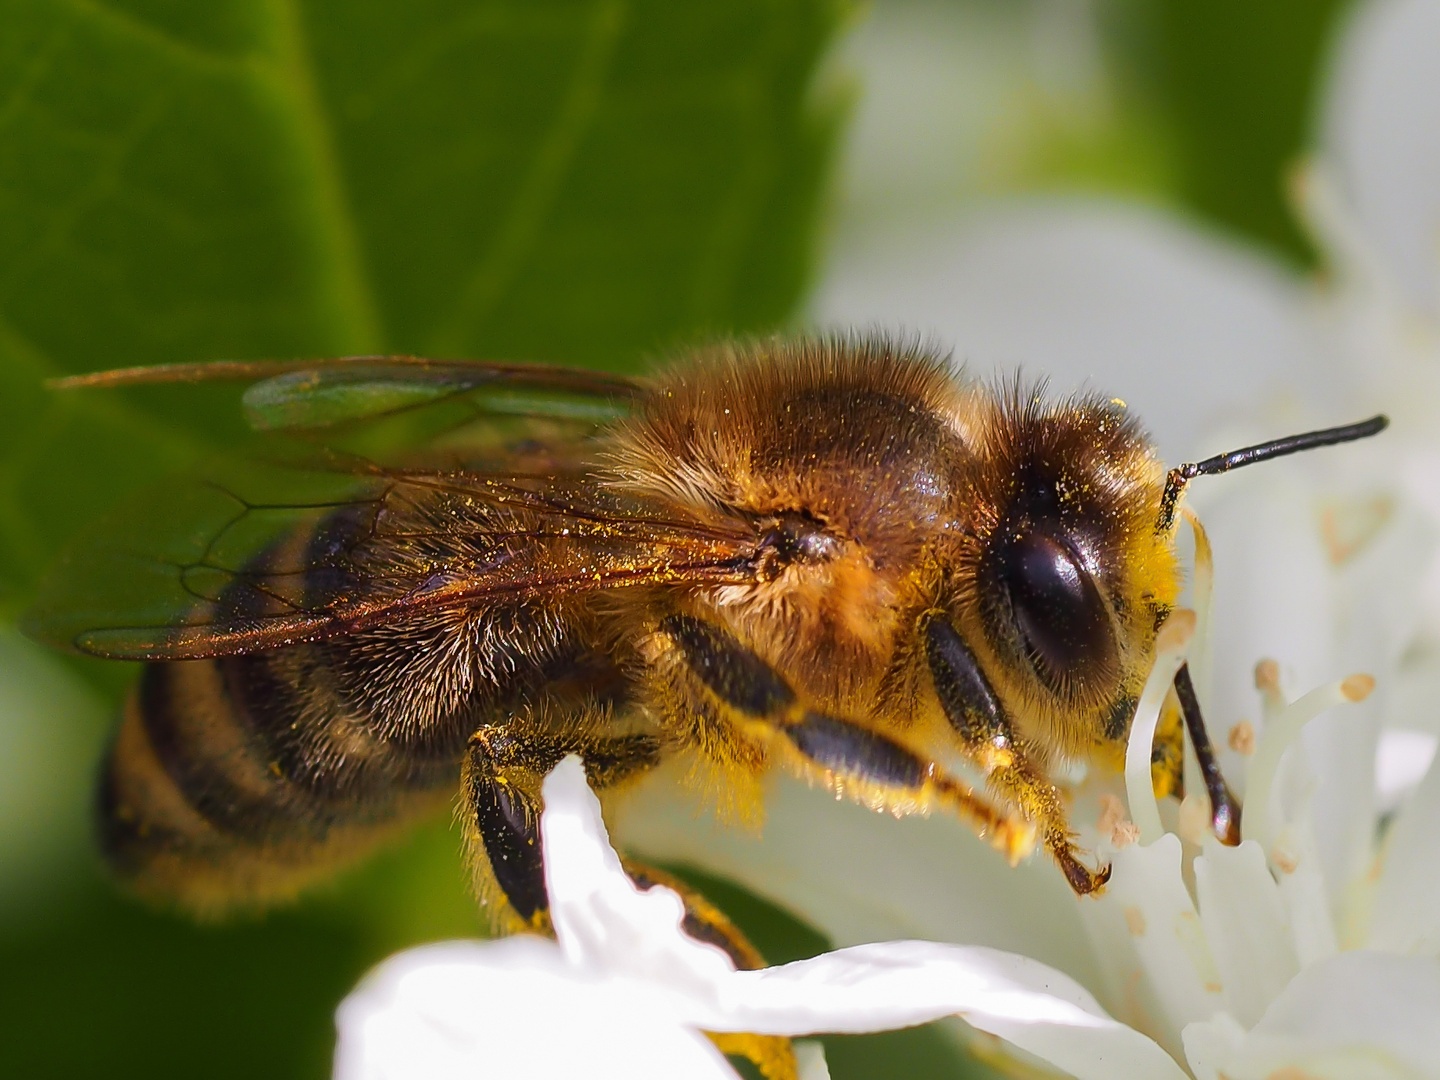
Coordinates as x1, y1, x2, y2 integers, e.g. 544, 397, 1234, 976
23, 450, 758, 661
50, 356, 644, 433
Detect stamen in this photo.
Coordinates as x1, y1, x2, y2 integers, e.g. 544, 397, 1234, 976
1177, 794, 1213, 847
1125, 609, 1196, 844
1241, 674, 1375, 850
1253, 659, 1286, 722
1227, 721, 1256, 755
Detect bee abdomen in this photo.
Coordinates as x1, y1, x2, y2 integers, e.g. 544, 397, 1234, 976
98, 654, 454, 913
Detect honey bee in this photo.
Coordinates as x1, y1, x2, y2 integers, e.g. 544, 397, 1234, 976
27, 336, 1384, 954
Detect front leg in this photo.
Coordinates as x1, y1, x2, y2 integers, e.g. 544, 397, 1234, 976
925, 616, 1110, 894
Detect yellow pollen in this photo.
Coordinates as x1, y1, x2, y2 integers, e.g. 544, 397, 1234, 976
1254, 658, 1281, 692
1341, 673, 1376, 702
1122, 906, 1146, 936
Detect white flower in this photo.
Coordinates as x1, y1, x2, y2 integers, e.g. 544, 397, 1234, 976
1078, 526, 1440, 1079
613, 528, 1440, 1078
606, 0, 1440, 1074
333, 756, 1186, 1080
339, 3, 1440, 1076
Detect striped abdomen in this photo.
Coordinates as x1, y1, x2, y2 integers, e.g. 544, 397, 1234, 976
96, 495, 584, 913
99, 640, 484, 911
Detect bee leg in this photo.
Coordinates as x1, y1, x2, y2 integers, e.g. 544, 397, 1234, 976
774, 710, 1040, 862
926, 616, 1110, 896
657, 614, 1037, 865
462, 717, 662, 932
623, 862, 799, 1080
465, 714, 799, 1080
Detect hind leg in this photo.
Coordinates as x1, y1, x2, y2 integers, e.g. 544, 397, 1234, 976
461, 708, 661, 930
462, 711, 799, 1080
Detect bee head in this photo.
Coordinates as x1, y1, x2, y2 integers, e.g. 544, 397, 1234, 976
941, 388, 1179, 752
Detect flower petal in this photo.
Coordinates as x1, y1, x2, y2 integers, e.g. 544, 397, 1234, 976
333, 939, 737, 1080
1320, 0, 1440, 315
1208, 950, 1440, 1079
612, 764, 1102, 988
1370, 741, 1440, 956
1192, 840, 1300, 1027
1180, 1012, 1248, 1080
542, 757, 739, 992
551, 758, 1187, 1080
1079, 835, 1226, 1058
713, 942, 1189, 1080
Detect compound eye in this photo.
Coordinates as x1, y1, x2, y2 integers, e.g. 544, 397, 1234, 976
995, 530, 1114, 689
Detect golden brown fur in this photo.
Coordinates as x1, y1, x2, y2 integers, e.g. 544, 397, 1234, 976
42, 335, 1183, 916
608, 338, 1178, 767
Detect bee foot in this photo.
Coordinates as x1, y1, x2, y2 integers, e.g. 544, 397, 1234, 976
1055, 844, 1111, 896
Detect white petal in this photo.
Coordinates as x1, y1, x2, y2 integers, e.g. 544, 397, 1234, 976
332, 939, 737, 1080
1213, 950, 1440, 1079
1192, 840, 1300, 1027
481, 760, 1188, 1080
1374, 728, 1439, 813
707, 942, 1188, 1080
612, 764, 1102, 989
542, 757, 740, 992
1080, 835, 1226, 1058
810, 197, 1325, 460
548, 758, 1186, 1080
1320, 0, 1440, 315
1370, 741, 1440, 955
1180, 1012, 1248, 1080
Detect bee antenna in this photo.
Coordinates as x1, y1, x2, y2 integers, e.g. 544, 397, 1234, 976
1157, 413, 1388, 531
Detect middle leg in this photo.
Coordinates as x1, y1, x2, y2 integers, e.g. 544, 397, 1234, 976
925, 615, 1110, 893
651, 613, 1041, 872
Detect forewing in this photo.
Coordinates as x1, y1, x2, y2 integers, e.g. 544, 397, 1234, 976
23, 446, 758, 661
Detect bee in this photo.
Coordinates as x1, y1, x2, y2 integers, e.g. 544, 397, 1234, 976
27, 336, 1385, 944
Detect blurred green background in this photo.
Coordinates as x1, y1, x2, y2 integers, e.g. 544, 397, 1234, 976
0, 1, 1360, 1076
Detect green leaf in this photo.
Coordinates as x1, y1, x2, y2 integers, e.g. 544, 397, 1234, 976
0, 0, 847, 610
0, 3, 848, 1078
1134, 0, 1351, 264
